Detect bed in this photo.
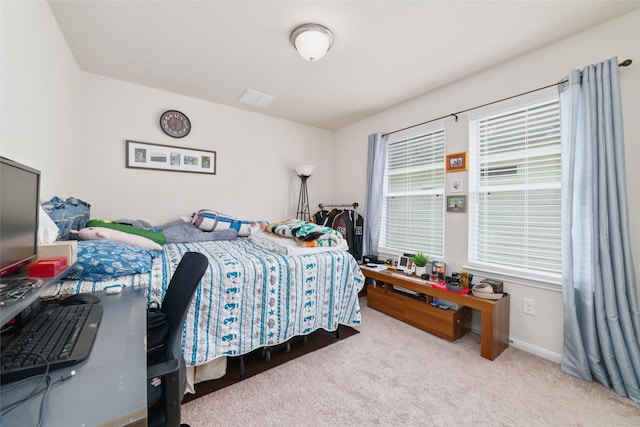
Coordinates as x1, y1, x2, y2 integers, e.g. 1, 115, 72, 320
45, 230, 365, 392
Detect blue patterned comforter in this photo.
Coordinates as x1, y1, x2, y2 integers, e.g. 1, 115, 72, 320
49, 239, 364, 367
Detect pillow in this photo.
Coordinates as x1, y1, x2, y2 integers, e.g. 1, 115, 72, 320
61, 240, 160, 281
41, 196, 91, 240
85, 219, 167, 245
159, 219, 238, 243
191, 209, 267, 237
71, 227, 163, 250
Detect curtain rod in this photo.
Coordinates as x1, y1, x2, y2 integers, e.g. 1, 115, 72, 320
382, 58, 633, 138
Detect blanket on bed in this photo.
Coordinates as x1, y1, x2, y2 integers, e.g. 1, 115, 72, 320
264, 219, 343, 247
47, 239, 364, 368
249, 226, 348, 255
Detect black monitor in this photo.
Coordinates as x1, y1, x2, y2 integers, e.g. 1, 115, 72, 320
0, 157, 41, 277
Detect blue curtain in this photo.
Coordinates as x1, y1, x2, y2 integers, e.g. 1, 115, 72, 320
362, 132, 387, 256
559, 57, 640, 402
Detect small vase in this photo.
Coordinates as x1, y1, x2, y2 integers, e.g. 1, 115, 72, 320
415, 266, 428, 277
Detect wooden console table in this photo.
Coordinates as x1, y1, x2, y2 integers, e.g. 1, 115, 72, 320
361, 266, 510, 360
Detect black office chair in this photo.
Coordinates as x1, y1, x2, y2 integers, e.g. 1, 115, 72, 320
147, 252, 209, 427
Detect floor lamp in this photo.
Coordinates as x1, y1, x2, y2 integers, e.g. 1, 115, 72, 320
296, 165, 315, 221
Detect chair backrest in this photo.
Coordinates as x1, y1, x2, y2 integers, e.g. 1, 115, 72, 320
161, 252, 209, 362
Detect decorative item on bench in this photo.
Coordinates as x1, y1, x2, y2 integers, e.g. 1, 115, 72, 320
411, 252, 429, 277
478, 278, 503, 293
444, 269, 474, 294
471, 280, 505, 300
397, 254, 414, 275
429, 260, 446, 282
459, 268, 472, 289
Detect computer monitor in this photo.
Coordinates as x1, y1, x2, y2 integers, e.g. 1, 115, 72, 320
0, 157, 41, 277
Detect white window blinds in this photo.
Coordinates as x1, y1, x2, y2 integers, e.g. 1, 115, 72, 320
469, 97, 562, 278
380, 128, 445, 257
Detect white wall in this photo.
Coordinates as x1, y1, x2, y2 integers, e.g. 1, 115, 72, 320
73, 72, 334, 224
1, 1, 335, 225
333, 9, 640, 361
1, 0, 79, 197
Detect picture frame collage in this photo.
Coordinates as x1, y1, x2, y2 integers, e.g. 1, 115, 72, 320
445, 151, 467, 213
126, 140, 216, 175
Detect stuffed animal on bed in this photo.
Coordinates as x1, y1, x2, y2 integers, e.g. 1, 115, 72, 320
71, 227, 163, 250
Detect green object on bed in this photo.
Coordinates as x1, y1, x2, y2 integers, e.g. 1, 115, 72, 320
85, 219, 167, 245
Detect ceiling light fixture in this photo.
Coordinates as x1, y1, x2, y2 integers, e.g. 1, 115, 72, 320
290, 24, 334, 62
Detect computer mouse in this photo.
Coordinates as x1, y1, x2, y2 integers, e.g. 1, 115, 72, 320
60, 293, 101, 306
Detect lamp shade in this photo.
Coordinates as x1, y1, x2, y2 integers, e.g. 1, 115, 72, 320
290, 24, 334, 62
295, 165, 315, 176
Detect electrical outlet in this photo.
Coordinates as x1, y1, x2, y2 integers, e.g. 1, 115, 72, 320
523, 297, 536, 315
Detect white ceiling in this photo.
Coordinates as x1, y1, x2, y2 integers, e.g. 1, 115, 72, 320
48, 0, 640, 130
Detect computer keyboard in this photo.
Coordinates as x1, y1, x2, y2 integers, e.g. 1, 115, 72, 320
1, 301, 103, 384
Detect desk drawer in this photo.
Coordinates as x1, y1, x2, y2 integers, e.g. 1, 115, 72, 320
367, 285, 404, 319
367, 284, 471, 341
404, 302, 471, 341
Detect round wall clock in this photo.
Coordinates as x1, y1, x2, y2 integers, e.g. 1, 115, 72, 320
160, 110, 191, 138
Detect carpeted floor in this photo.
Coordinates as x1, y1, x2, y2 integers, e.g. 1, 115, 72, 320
182, 324, 359, 403
181, 297, 640, 426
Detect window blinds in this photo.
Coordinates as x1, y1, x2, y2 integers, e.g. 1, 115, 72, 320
469, 98, 562, 276
380, 128, 445, 257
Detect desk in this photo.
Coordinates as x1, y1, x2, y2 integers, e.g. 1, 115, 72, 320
1, 286, 147, 426
361, 267, 510, 360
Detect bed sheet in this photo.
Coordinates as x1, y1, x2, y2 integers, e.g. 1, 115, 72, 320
48, 239, 364, 367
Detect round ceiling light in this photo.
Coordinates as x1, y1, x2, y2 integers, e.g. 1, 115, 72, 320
290, 24, 334, 62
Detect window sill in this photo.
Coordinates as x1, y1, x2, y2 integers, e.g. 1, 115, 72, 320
463, 264, 562, 293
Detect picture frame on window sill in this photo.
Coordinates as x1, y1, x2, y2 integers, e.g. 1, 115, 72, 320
126, 140, 216, 175
447, 195, 466, 212
445, 152, 468, 172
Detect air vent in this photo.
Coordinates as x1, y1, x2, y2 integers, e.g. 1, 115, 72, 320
238, 89, 277, 109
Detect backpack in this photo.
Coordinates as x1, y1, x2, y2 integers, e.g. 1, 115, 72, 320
147, 302, 169, 364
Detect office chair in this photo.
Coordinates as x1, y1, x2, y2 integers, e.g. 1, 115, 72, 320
147, 252, 209, 427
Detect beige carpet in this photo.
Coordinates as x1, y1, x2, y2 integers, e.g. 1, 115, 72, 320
181, 297, 640, 426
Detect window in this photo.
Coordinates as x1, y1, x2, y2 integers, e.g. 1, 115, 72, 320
468, 93, 561, 282
379, 126, 445, 258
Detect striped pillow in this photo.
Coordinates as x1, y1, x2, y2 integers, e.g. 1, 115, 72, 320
191, 210, 267, 237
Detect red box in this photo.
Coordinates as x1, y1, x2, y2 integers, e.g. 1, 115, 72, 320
28, 257, 68, 277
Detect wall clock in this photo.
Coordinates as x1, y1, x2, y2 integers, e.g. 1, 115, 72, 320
160, 110, 191, 138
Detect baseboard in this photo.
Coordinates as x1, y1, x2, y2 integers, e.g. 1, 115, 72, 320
467, 322, 562, 364
508, 337, 562, 364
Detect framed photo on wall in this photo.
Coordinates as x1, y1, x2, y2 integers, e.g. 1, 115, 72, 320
445, 152, 468, 172
126, 140, 216, 175
447, 195, 466, 212
449, 178, 464, 193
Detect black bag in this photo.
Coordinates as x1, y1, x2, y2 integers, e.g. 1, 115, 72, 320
147, 302, 169, 364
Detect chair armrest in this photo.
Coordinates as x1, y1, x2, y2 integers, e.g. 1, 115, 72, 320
147, 359, 179, 379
